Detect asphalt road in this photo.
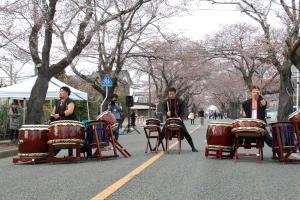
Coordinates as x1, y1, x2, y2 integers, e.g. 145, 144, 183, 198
1, 118, 300, 200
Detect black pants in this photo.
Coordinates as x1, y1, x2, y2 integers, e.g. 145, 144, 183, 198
161, 121, 195, 149
190, 119, 194, 125
10, 129, 19, 141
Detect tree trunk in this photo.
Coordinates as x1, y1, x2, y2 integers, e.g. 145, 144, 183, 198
277, 66, 294, 121
228, 101, 241, 119
25, 75, 51, 124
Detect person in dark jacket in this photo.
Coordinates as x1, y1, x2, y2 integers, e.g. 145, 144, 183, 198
161, 87, 198, 152
242, 85, 272, 147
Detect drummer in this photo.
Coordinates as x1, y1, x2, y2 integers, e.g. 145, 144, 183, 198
50, 86, 77, 121
242, 85, 272, 147
161, 87, 198, 152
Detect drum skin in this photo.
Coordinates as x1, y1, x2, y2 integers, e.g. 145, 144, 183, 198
18, 125, 49, 157
232, 118, 265, 129
48, 120, 85, 144
96, 111, 117, 125
206, 122, 234, 148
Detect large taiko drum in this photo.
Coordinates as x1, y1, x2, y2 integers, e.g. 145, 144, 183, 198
206, 122, 234, 150
18, 125, 49, 158
48, 120, 85, 148
96, 111, 117, 125
232, 118, 266, 129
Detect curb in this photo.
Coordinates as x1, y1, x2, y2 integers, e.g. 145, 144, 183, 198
0, 148, 18, 159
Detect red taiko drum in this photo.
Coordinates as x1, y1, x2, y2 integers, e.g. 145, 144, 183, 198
232, 118, 266, 129
96, 111, 117, 125
18, 125, 49, 158
48, 120, 85, 148
206, 122, 234, 150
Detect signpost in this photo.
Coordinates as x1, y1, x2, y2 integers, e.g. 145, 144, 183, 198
100, 74, 113, 113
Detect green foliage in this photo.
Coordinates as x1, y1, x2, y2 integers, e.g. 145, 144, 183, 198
0, 106, 9, 134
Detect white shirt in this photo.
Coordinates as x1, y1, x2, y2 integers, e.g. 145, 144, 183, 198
251, 109, 257, 119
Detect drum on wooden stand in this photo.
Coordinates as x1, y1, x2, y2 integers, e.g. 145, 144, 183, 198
269, 122, 300, 162
48, 120, 85, 162
232, 118, 266, 160
13, 125, 49, 164
144, 118, 165, 153
205, 122, 234, 159
97, 111, 118, 126
165, 118, 183, 153
288, 110, 300, 149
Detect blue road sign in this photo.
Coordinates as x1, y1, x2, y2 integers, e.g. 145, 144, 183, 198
101, 74, 113, 87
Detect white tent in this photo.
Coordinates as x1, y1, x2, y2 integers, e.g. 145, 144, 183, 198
0, 76, 90, 121
0, 76, 88, 100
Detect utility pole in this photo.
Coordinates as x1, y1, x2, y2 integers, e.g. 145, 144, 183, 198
9, 64, 13, 85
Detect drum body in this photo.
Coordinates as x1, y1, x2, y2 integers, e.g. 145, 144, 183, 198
18, 125, 49, 158
206, 122, 234, 149
96, 111, 117, 125
48, 120, 85, 147
86, 120, 110, 146
269, 122, 296, 151
232, 118, 265, 129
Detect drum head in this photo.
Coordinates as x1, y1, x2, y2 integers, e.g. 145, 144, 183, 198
232, 127, 265, 134
20, 125, 49, 131
208, 122, 233, 127
146, 118, 161, 126
49, 120, 84, 128
233, 118, 266, 126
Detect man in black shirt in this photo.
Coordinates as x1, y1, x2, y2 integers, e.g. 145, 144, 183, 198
51, 86, 77, 121
162, 87, 198, 152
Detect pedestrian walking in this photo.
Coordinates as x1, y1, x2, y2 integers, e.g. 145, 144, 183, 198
199, 109, 205, 126
188, 111, 195, 125
9, 100, 22, 143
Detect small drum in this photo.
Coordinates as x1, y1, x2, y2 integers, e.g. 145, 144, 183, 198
96, 111, 117, 125
145, 118, 161, 131
146, 118, 161, 126
233, 118, 266, 129
206, 122, 234, 150
48, 120, 85, 148
18, 125, 49, 158
165, 118, 182, 131
269, 122, 296, 151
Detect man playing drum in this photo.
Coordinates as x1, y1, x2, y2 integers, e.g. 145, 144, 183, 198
242, 85, 272, 147
50, 86, 77, 121
162, 87, 198, 152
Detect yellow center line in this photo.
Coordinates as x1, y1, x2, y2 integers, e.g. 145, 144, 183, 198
90, 125, 201, 200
